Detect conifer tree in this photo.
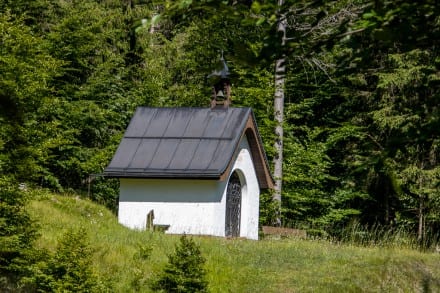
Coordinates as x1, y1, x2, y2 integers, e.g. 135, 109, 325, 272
0, 177, 39, 290
31, 228, 103, 292
152, 235, 208, 293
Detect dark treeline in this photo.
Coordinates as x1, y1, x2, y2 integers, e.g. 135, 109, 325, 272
1, 0, 439, 243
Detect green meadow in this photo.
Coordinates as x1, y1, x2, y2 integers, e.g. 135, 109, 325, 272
28, 191, 440, 293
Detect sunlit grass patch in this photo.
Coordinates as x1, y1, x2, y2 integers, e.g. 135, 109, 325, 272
28, 191, 440, 292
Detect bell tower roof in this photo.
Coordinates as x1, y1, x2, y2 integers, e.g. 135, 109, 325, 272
208, 53, 231, 110
207, 55, 230, 80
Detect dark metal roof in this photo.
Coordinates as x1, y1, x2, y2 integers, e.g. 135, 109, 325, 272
104, 107, 274, 188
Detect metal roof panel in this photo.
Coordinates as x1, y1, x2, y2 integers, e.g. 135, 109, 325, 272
187, 139, 220, 170
106, 139, 138, 170
148, 139, 180, 169
206, 140, 233, 171
181, 109, 212, 138
167, 139, 200, 170
163, 109, 194, 137
202, 111, 230, 138
142, 109, 174, 137
125, 108, 156, 137
127, 139, 160, 169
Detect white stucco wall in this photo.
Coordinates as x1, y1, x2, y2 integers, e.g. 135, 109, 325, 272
231, 136, 260, 239
118, 135, 260, 240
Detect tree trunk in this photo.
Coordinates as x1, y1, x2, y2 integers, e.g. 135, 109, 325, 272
273, 0, 286, 226
418, 197, 424, 243
124, 0, 137, 66
417, 169, 426, 243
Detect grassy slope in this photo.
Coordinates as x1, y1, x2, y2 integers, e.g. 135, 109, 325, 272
28, 192, 440, 292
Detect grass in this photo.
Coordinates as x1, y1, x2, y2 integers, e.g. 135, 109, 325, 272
28, 190, 440, 292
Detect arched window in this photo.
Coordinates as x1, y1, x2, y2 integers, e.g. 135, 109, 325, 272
225, 171, 242, 237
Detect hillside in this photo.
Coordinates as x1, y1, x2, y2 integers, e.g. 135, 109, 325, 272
28, 191, 440, 293
3, 0, 440, 242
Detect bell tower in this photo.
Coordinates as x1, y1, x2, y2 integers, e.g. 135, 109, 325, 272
208, 53, 231, 109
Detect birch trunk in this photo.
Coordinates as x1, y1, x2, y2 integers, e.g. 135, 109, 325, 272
418, 197, 424, 242
273, 0, 286, 226
417, 172, 425, 243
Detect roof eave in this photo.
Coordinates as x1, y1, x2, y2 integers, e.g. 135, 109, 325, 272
102, 171, 222, 180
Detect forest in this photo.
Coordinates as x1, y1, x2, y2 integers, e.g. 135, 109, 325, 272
1, 0, 439, 261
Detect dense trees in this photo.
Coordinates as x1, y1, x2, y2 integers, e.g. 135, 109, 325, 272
0, 0, 438, 243
335, 0, 440, 241
0, 12, 62, 185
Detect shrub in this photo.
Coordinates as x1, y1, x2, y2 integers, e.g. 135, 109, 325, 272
152, 235, 208, 293
31, 227, 104, 292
